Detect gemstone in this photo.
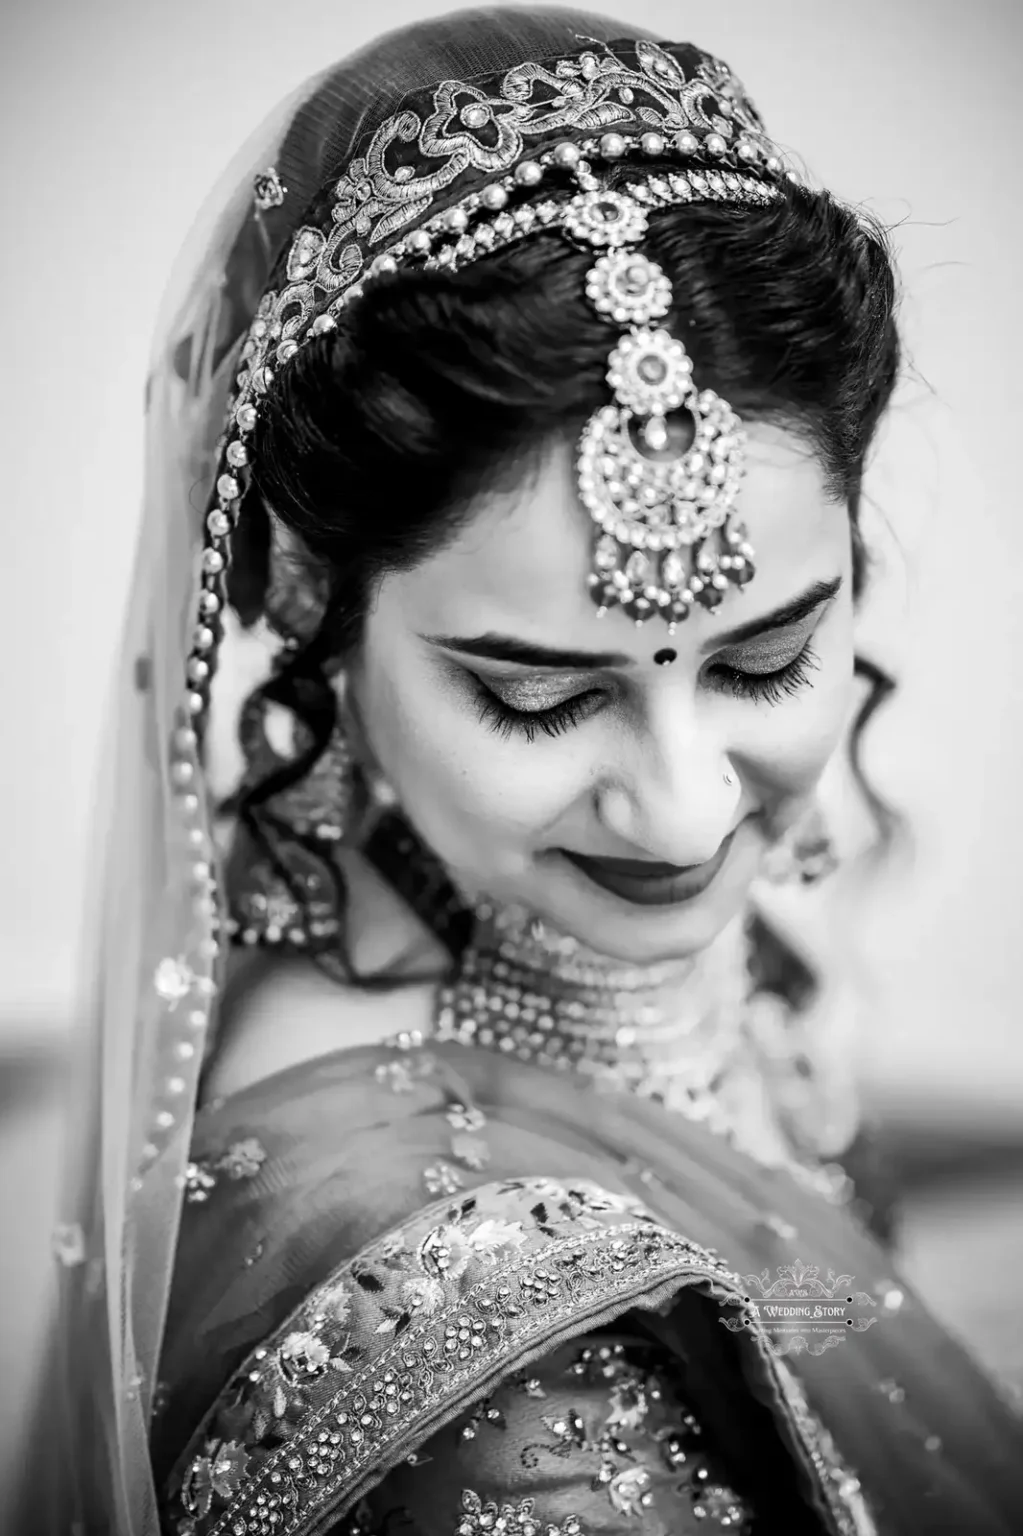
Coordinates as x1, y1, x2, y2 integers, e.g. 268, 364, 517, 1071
624, 551, 650, 585
661, 552, 686, 590
637, 355, 668, 384
595, 534, 619, 571
622, 260, 651, 294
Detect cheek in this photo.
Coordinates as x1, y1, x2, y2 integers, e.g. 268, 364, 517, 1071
741, 615, 855, 796
356, 656, 578, 857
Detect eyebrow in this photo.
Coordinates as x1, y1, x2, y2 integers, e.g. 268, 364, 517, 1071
423, 576, 843, 671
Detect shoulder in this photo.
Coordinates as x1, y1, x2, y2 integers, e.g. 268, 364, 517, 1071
201, 953, 438, 1103
203, 844, 449, 1101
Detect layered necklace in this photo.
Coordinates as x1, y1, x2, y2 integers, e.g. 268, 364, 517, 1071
432, 898, 853, 1193
365, 812, 857, 1198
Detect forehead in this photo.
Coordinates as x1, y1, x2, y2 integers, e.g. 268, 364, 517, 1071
381, 425, 846, 647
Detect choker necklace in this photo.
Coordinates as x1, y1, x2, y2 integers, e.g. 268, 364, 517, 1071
432, 899, 848, 1191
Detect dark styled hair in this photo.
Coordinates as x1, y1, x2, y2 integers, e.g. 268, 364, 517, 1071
230, 179, 902, 992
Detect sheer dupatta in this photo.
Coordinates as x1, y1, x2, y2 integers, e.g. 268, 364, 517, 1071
52, 11, 693, 1533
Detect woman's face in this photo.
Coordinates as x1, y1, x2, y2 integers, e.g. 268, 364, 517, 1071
351, 424, 855, 963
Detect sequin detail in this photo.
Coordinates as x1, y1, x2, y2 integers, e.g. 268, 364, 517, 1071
184, 1138, 267, 1203
165, 1179, 873, 1536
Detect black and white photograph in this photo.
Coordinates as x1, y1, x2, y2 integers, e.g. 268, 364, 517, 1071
2, 2, 1022, 1531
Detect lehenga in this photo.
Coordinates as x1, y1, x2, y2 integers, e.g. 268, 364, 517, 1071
50, 8, 1023, 1536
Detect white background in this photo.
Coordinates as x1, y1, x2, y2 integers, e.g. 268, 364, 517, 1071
2, 0, 1022, 1127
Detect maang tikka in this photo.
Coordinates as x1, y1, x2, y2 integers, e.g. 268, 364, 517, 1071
564, 180, 755, 629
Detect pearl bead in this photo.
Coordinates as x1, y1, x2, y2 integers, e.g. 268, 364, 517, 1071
175, 1042, 195, 1062
552, 141, 580, 168
513, 159, 543, 186
201, 549, 225, 575
236, 404, 257, 432
480, 184, 508, 211
186, 691, 204, 716
599, 132, 626, 159
207, 510, 231, 538
166, 1077, 186, 1096
154, 1111, 175, 1131
408, 229, 431, 254
226, 440, 248, 468
217, 474, 239, 501
187, 658, 209, 685
173, 727, 196, 754
640, 132, 665, 156
171, 761, 194, 788
445, 207, 468, 233
706, 134, 726, 155
193, 625, 215, 652
310, 314, 336, 334
675, 132, 699, 154
737, 141, 758, 161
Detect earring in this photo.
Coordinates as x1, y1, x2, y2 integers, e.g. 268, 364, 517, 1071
762, 805, 838, 886
224, 682, 363, 949
723, 768, 736, 787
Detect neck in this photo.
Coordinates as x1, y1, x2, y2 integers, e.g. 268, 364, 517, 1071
436, 896, 757, 1127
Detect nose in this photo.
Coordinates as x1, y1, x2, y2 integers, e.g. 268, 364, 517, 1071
596, 696, 738, 866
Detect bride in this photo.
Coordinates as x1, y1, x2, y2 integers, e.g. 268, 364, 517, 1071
52, 7, 1023, 1534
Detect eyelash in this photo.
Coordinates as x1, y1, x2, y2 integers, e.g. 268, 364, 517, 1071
472, 644, 821, 743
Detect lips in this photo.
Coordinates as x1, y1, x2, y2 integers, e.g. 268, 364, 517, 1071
560, 829, 737, 907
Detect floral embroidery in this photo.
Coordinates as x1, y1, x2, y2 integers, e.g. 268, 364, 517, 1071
165, 1180, 862, 1536
456, 1490, 583, 1536
219, 1138, 267, 1179
52, 1222, 86, 1267
450, 1131, 490, 1170
375, 1053, 436, 1093
691, 1477, 749, 1527
608, 1464, 653, 1515
184, 1162, 217, 1203
184, 1138, 268, 1203
181, 1440, 250, 1520
446, 1103, 487, 1133
424, 1161, 464, 1196
515, 1340, 750, 1527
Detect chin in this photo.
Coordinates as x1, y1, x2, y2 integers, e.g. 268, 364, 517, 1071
549, 880, 751, 963
489, 845, 759, 965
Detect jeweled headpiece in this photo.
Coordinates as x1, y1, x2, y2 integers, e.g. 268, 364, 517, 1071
563, 178, 754, 627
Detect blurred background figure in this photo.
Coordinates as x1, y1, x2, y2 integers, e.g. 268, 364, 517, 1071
2, 0, 1022, 1528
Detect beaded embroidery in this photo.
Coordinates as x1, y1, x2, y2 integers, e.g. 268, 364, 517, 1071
166, 1176, 875, 1536
183, 1137, 268, 1203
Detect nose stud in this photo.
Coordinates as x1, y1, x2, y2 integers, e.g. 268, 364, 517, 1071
653, 648, 677, 666
723, 768, 736, 787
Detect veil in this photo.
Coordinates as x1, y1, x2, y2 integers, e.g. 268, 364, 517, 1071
51, 10, 712, 1533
